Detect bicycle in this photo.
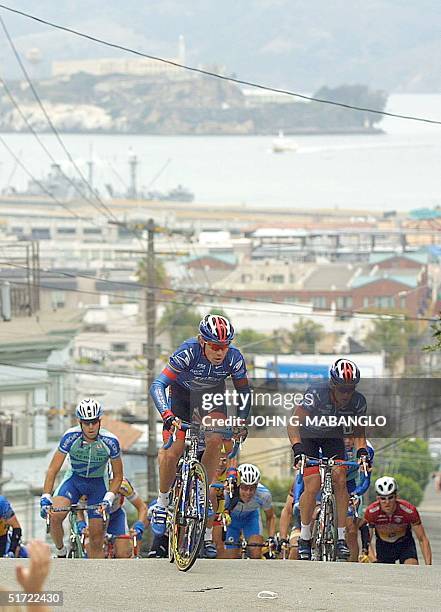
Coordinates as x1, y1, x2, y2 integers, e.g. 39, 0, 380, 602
46, 503, 107, 559
299, 456, 367, 562
164, 421, 240, 571
104, 531, 139, 559
225, 536, 276, 559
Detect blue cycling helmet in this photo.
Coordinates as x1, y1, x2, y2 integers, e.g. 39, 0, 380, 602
76, 397, 103, 421
199, 314, 234, 344
330, 358, 360, 385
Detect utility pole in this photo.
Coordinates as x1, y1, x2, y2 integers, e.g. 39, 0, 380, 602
146, 218, 157, 500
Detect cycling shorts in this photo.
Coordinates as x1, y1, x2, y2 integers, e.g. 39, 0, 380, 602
225, 510, 262, 548
375, 532, 418, 564
0, 533, 7, 557
54, 473, 107, 519
301, 437, 346, 477
107, 507, 129, 537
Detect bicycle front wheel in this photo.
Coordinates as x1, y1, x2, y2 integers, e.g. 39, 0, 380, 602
171, 461, 209, 571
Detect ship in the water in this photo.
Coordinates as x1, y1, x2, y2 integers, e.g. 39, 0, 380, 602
146, 185, 194, 202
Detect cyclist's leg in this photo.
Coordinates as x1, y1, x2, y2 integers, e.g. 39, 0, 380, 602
243, 510, 264, 559
201, 409, 227, 484
346, 480, 359, 561
84, 478, 107, 559
110, 508, 131, 559
224, 516, 241, 559
375, 537, 398, 564
52, 474, 80, 551
298, 438, 321, 536
400, 535, 419, 565
158, 383, 188, 500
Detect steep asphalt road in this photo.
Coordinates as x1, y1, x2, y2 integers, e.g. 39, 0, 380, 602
0, 558, 439, 612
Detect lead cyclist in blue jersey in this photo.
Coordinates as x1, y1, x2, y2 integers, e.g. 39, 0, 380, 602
40, 398, 123, 558
149, 314, 251, 552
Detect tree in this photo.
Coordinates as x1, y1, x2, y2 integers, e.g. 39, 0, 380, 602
424, 312, 441, 352
159, 302, 201, 346
235, 329, 280, 354
364, 319, 419, 373
288, 318, 324, 353
136, 258, 168, 288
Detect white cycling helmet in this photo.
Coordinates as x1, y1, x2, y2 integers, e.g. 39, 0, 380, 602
238, 463, 260, 486
76, 397, 103, 421
375, 476, 397, 496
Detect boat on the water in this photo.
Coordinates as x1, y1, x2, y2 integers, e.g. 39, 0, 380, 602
272, 131, 297, 153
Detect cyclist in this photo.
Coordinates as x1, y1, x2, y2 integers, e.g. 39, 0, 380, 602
224, 464, 276, 559
210, 450, 230, 559
361, 476, 432, 565
288, 358, 371, 560
0, 495, 23, 557
279, 479, 301, 559
77, 478, 146, 558
149, 314, 251, 548
344, 436, 374, 561
40, 398, 123, 558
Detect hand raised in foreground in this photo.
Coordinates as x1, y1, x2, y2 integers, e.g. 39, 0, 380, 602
16, 540, 51, 593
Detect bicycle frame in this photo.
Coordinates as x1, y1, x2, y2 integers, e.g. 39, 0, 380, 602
104, 532, 139, 558
300, 457, 363, 562
47, 503, 107, 559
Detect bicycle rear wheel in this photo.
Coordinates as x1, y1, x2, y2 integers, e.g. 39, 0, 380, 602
323, 496, 337, 562
171, 461, 209, 571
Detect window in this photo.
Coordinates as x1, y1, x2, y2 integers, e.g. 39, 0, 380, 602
270, 274, 285, 283
31, 228, 50, 239
111, 342, 128, 352
363, 297, 370, 308
0, 392, 31, 449
51, 291, 66, 309
312, 296, 326, 308
400, 295, 406, 309
57, 227, 76, 235
373, 296, 395, 308
83, 228, 102, 235
336, 296, 353, 309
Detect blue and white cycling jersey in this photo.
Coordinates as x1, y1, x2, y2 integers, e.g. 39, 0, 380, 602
58, 426, 121, 478
227, 483, 273, 516
225, 484, 273, 544
150, 337, 250, 416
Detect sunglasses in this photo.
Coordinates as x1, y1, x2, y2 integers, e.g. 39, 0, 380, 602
205, 341, 230, 351
334, 385, 356, 394
378, 494, 396, 501
81, 418, 100, 425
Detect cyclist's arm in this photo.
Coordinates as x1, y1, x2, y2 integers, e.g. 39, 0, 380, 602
412, 522, 432, 565
279, 494, 294, 539
149, 367, 177, 415
130, 495, 148, 525
353, 471, 371, 496
43, 449, 66, 494
287, 406, 309, 445
353, 426, 367, 454
264, 507, 276, 538
108, 457, 123, 494
232, 376, 252, 422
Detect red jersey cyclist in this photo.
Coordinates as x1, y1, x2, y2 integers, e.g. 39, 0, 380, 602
361, 476, 432, 565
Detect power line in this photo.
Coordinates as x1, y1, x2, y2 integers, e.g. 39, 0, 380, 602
0, 75, 124, 232
0, 15, 145, 248
0, 4, 440, 126
0, 16, 115, 222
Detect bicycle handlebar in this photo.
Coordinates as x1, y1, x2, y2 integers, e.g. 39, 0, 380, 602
163, 420, 243, 458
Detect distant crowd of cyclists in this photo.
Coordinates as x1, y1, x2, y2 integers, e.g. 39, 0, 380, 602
1, 313, 432, 564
